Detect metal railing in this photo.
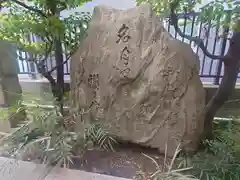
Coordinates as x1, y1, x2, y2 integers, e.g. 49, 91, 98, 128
17, 11, 236, 84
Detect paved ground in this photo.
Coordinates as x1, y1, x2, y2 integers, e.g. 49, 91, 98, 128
0, 157, 130, 180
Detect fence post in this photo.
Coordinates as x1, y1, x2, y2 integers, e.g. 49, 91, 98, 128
214, 29, 228, 85
214, 13, 231, 85
27, 34, 37, 79
28, 56, 37, 79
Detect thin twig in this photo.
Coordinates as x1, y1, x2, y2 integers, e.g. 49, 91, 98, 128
47, 48, 75, 74
48, 57, 70, 74
10, 0, 47, 17
226, 99, 240, 103
34, 43, 58, 88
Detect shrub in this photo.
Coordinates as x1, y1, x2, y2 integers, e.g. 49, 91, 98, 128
177, 119, 240, 180
0, 98, 117, 167
134, 144, 199, 180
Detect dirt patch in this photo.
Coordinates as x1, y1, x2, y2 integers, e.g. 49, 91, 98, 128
0, 142, 170, 179
70, 144, 169, 179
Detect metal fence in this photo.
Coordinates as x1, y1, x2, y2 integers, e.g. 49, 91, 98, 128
17, 33, 72, 79
164, 10, 235, 85
17, 11, 236, 85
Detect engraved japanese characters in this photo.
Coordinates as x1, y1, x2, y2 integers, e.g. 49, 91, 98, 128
71, 4, 205, 156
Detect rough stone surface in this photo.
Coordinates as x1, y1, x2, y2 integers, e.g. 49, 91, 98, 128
70, 4, 205, 156
0, 40, 24, 128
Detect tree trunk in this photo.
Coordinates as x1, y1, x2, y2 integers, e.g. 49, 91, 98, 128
204, 32, 240, 139
47, 2, 65, 114
54, 39, 64, 113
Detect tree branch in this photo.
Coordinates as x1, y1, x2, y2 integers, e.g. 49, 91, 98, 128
169, 6, 225, 60
10, 0, 47, 17
47, 48, 76, 74
48, 57, 69, 74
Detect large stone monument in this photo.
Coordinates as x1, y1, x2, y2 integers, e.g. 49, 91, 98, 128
0, 40, 24, 129
70, 4, 205, 156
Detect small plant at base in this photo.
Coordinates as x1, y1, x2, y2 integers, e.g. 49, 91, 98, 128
177, 119, 240, 180
0, 98, 117, 168
86, 123, 117, 152
134, 144, 199, 180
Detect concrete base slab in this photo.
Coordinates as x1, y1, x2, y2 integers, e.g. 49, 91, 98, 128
0, 120, 11, 133
0, 157, 130, 180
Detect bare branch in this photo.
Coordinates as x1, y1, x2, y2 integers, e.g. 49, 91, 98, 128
169, 6, 225, 60
10, 0, 47, 17
47, 48, 76, 74
48, 57, 69, 74
36, 59, 57, 88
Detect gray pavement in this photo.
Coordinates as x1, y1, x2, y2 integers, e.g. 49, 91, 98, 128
0, 157, 130, 180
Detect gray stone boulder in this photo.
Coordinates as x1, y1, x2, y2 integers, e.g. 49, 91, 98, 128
70, 3, 205, 156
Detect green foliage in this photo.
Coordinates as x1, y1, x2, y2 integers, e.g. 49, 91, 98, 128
0, 97, 117, 167
86, 123, 117, 152
63, 12, 91, 56
136, 0, 200, 17
0, 0, 92, 112
0, 0, 91, 64
136, 0, 240, 31
177, 120, 240, 180
198, 0, 240, 31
